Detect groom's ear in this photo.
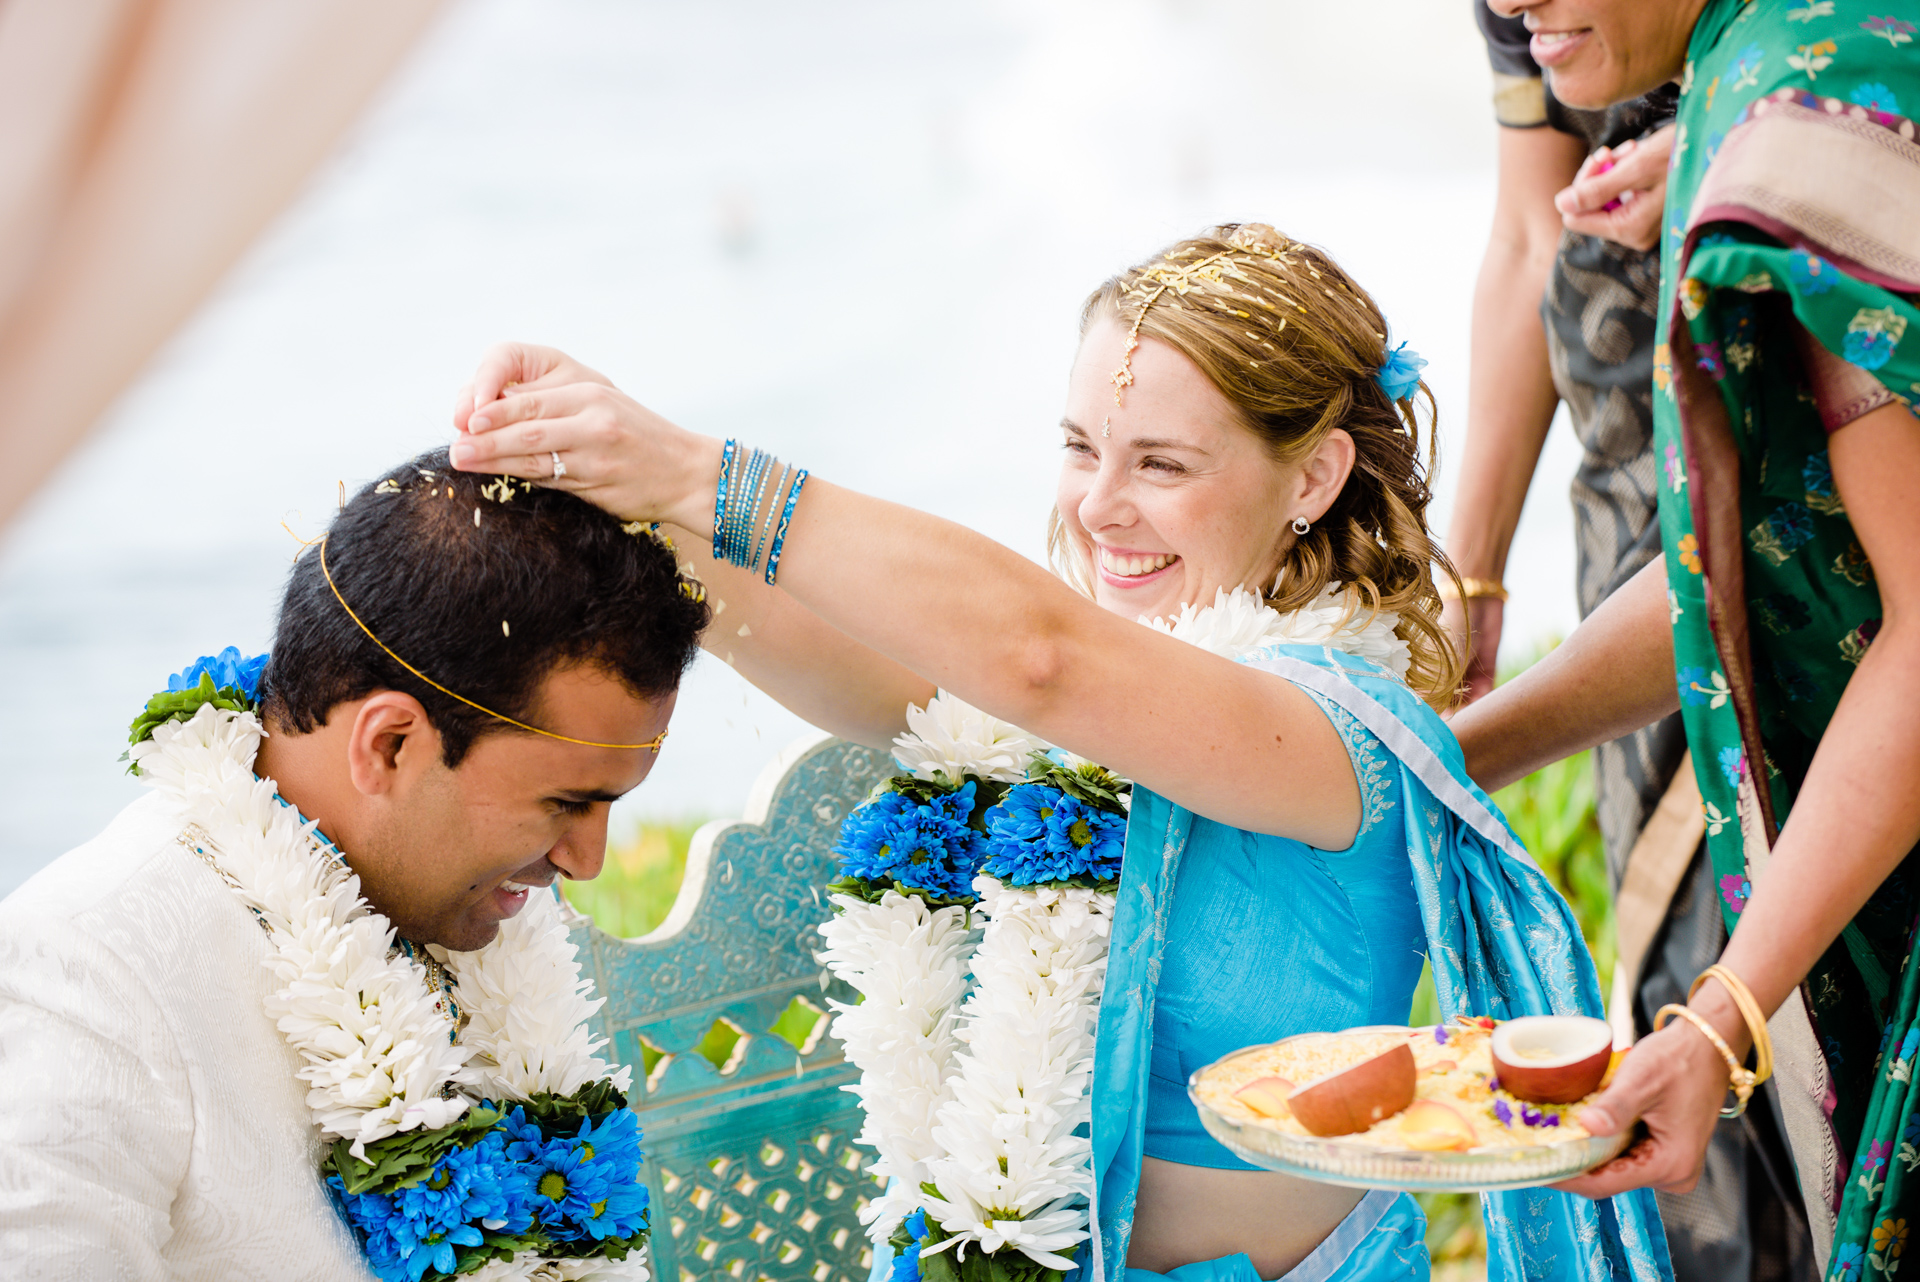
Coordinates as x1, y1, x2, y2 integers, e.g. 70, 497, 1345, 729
345, 692, 444, 797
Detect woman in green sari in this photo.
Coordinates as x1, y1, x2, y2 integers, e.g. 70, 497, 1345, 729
1461, 1, 1920, 1277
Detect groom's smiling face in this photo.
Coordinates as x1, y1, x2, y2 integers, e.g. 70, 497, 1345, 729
328, 661, 675, 951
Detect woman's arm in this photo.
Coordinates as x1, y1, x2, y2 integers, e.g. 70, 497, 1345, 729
1450, 556, 1679, 793
452, 371, 1364, 849
452, 346, 933, 752
1444, 126, 1588, 701
1561, 397, 1920, 1197
656, 522, 933, 752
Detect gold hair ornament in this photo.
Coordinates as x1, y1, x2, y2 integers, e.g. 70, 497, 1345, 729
316, 535, 667, 753
1110, 237, 1314, 404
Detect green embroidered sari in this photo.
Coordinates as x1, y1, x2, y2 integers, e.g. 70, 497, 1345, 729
1654, 2, 1920, 1277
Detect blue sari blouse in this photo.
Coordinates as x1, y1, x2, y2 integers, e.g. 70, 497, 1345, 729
1145, 691, 1426, 1171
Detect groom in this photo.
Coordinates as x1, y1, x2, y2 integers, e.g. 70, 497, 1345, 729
0, 448, 708, 1279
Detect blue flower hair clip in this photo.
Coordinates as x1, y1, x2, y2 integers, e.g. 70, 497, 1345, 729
1375, 341, 1428, 402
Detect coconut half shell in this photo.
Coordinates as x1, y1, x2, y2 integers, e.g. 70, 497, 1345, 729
1491, 1015, 1613, 1104
1286, 1042, 1417, 1136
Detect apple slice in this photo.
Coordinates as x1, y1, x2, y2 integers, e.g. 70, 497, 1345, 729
1234, 1076, 1295, 1119
1398, 1100, 1476, 1151
1491, 1015, 1614, 1104
1286, 1043, 1417, 1137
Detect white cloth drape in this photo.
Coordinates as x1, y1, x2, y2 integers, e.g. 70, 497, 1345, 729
0, 0, 445, 529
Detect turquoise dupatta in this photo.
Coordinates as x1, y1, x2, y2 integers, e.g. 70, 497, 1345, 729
1089, 644, 1673, 1282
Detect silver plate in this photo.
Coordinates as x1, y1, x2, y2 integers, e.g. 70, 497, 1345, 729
1187, 1033, 1631, 1193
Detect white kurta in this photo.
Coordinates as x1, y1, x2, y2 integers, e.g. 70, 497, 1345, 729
0, 792, 373, 1280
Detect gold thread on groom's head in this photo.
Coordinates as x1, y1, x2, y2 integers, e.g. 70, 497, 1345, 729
315, 536, 668, 753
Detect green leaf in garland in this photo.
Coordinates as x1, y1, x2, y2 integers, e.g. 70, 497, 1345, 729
325, 1105, 505, 1195
1024, 750, 1130, 815
908, 1213, 1076, 1282
825, 874, 978, 913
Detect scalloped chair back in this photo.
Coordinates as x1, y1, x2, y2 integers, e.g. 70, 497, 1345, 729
565, 733, 889, 1282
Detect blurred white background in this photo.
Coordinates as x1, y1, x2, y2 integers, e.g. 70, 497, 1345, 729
0, 0, 1590, 891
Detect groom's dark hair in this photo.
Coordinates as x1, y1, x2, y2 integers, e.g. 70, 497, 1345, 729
263, 446, 709, 766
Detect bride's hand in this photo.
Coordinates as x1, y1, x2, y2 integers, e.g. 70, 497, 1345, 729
452, 342, 611, 433
447, 342, 723, 529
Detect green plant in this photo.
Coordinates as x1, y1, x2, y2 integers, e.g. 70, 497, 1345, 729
562, 816, 708, 939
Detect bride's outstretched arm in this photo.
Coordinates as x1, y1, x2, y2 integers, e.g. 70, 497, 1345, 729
1448, 558, 1679, 792
451, 346, 933, 752
656, 520, 934, 752
452, 348, 1364, 849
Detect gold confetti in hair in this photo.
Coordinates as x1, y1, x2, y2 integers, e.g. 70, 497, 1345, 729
1110, 232, 1319, 403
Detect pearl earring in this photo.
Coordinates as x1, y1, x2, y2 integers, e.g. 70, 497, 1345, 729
1291, 516, 1311, 535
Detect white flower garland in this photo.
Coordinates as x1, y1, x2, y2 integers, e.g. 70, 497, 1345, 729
1146, 584, 1409, 680
815, 695, 1041, 1245
920, 878, 1114, 1270
131, 702, 643, 1280
891, 691, 1050, 785
827, 584, 1404, 1274
818, 891, 979, 1241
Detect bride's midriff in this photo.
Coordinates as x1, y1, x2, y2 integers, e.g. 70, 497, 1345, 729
1126, 1158, 1364, 1279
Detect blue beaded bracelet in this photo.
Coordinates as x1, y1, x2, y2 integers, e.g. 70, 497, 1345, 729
711, 439, 738, 560
749, 462, 790, 574
724, 448, 769, 565
763, 468, 809, 586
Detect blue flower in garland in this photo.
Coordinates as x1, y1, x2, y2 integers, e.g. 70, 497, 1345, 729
167, 646, 268, 702
332, 1137, 528, 1282
564, 1110, 651, 1241
980, 784, 1125, 885
515, 1111, 650, 1244
494, 1103, 550, 1163
833, 782, 987, 900
891, 1208, 929, 1282
523, 1135, 615, 1241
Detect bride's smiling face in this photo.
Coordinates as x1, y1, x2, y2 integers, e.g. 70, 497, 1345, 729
1057, 316, 1351, 622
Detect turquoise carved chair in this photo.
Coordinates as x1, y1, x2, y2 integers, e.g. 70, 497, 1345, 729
561, 732, 891, 1282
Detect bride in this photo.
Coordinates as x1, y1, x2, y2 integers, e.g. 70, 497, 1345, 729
448, 224, 1666, 1282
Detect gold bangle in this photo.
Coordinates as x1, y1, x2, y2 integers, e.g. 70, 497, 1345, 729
1655, 1003, 1757, 1118
1690, 964, 1773, 1086
1438, 576, 1509, 602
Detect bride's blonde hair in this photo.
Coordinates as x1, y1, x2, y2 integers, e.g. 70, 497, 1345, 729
1049, 223, 1464, 707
